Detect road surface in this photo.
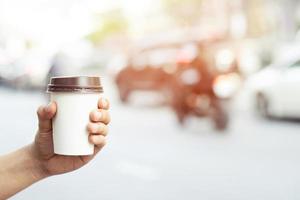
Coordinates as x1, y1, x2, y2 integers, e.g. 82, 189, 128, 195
1, 80, 300, 200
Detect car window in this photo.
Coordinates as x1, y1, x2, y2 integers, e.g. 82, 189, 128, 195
290, 60, 300, 68
133, 48, 178, 68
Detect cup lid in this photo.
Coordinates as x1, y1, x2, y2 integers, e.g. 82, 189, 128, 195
47, 76, 103, 93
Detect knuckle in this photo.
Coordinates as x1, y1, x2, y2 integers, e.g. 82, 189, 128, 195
98, 123, 105, 133
106, 113, 111, 124
101, 138, 107, 146
97, 135, 106, 144
101, 125, 108, 136
91, 135, 106, 145
87, 123, 96, 132
90, 109, 98, 119
101, 110, 110, 124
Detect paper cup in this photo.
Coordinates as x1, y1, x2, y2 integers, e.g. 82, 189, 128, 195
47, 76, 103, 155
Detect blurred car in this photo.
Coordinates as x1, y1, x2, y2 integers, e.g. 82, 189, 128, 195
0, 40, 94, 90
115, 46, 179, 102
115, 30, 224, 103
249, 56, 300, 118
116, 28, 222, 103
0, 49, 14, 84
116, 37, 241, 130
0, 49, 53, 89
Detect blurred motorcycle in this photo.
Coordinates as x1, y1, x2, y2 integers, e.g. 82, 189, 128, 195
167, 59, 228, 130
167, 42, 242, 131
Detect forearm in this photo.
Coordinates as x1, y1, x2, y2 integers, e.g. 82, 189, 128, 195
0, 144, 47, 199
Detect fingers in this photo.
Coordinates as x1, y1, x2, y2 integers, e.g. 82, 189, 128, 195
88, 97, 110, 149
89, 135, 106, 147
89, 109, 110, 124
37, 102, 57, 132
98, 98, 109, 110
87, 122, 108, 136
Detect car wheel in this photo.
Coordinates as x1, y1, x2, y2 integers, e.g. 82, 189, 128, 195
211, 102, 229, 131
208, 98, 229, 131
176, 108, 187, 125
119, 88, 130, 103
256, 93, 270, 117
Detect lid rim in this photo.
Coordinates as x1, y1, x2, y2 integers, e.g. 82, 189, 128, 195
47, 76, 103, 93
48, 84, 103, 88
47, 89, 103, 93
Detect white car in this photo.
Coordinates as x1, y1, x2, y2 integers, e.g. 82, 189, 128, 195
249, 56, 300, 118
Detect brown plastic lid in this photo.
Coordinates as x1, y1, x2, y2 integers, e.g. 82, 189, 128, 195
47, 76, 103, 93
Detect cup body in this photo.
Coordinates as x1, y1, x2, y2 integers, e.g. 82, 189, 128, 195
51, 92, 101, 155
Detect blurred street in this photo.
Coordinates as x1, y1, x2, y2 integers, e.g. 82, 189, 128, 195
1, 0, 300, 199
1, 79, 300, 200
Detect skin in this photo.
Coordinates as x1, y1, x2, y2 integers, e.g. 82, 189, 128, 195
0, 97, 110, 199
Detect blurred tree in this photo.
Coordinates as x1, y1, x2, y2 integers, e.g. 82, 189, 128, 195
25, 40, 35, 50
162, 0, 203, 26
86, 9, 128, 45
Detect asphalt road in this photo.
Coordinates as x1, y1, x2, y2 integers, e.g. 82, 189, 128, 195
1, 80, 300, 200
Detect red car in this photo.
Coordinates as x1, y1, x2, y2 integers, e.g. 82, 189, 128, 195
115, 46, 179, 102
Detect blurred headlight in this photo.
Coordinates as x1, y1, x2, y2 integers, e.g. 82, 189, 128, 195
213, 73, 241, 99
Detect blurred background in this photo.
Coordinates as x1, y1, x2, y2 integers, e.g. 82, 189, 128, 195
1, 0, 300, 199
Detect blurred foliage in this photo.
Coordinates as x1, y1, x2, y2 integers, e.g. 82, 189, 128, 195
25, 40, 35, 49
87, 9, 128, 45
162, 0, 203, 26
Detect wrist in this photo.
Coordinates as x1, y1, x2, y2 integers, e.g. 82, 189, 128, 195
0, 144, 49, 199
24, 144, 50, 180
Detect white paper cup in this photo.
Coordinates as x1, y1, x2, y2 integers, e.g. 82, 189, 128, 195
47, 76, 103, 155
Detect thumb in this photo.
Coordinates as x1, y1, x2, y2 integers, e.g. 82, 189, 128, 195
37, 102, 57, 132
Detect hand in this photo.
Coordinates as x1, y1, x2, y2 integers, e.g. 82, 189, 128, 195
29, 97, 110, 177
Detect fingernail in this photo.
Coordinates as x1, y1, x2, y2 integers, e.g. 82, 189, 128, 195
45, 102, 52, 112
102, 98, 108, 107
